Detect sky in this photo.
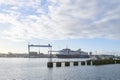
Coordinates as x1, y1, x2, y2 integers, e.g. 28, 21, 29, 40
0, 0, 120, 55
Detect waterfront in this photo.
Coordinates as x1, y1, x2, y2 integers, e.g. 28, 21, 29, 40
0, 58, 120, 80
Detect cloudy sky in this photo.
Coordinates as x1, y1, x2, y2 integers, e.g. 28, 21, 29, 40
0, 0, 120, 54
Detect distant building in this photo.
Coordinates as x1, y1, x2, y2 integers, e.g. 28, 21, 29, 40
91, 55, 115, 60
29, 51, 55, 58
29, 52, 38, 58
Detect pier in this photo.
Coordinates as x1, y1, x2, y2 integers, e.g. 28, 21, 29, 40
47, 59, 120, 68
47, 60, 92, 68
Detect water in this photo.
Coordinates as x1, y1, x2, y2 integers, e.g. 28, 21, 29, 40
0, 58, 120, 80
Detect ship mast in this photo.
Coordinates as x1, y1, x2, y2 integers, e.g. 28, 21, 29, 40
66, 44, 69, 54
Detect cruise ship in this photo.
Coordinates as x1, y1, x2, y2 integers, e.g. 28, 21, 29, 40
56, 48, 90, 58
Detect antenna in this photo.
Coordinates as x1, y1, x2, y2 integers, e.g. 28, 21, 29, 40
38, 43, 40, 54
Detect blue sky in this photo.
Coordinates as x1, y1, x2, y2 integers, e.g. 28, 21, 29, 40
0, 0, 120, 55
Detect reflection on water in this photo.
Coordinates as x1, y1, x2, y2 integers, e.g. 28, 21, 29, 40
0, 58, 120, 80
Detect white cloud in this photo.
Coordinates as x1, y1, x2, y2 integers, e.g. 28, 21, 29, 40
0, 0, 120, 41
0, 0, 41, 8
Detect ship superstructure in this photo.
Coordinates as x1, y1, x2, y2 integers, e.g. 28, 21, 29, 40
56, 48, 90, 58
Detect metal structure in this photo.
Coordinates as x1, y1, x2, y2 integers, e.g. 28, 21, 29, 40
28, 43, 52, 58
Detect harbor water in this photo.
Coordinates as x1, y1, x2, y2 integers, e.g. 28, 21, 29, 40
0, 58, 120, 80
